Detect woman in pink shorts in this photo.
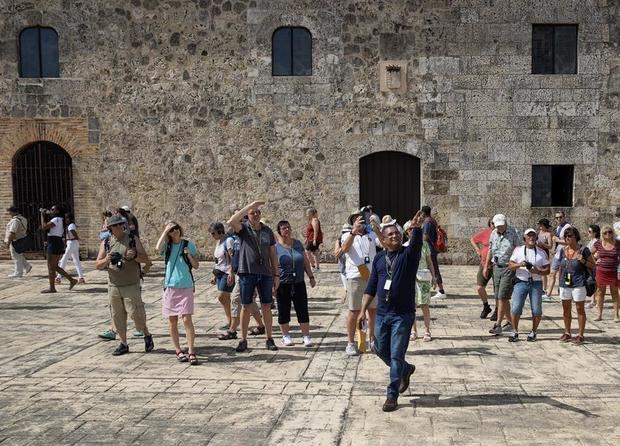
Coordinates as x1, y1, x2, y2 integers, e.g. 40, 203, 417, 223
591, 225, 620, 322
156, 221, 200, 365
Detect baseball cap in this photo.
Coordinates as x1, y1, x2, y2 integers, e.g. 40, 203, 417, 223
120, 205, 131, 212
492, 214, 507, 226
523, 228, 537, 236
106, 215, 125, 228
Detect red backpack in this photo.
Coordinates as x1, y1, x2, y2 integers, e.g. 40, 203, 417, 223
434, 225, 448, 253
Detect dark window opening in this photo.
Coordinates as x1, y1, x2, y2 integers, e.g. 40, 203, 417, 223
272, 27, 312, 76
532, 24, 577, 74
19, 26, 59, 78
531, 165, 574, 207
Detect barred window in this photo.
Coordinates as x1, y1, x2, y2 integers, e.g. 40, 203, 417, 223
532, 24, 577, 74
531, 165, 574, 207
272, 27, 312, 76
19, 26, 59, 78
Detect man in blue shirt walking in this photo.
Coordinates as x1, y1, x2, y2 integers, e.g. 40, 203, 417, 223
358, 210, 424, 412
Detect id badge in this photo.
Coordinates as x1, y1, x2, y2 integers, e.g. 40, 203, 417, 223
364, 256, 370, 264
384, 279, 392, 291
292, 272, 296, 278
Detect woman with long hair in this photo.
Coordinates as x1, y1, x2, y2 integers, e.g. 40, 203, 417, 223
156, 221, 200, 365
557, 227, 595, 345
590, 225, 620, 322
56, 213, 85, 284
40, 205, 77, 293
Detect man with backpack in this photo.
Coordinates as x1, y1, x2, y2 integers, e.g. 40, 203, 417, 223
95, 215, 154, 356
421, 206, 447, 299
4, 206, 32, 278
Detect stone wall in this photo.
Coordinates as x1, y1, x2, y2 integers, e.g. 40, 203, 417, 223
0, 0, 618, 263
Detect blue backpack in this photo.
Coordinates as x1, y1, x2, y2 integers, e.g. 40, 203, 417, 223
226, 233, 241, 273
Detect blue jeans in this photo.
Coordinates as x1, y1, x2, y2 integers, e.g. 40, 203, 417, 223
238, 273, 273, 305
511, 279, 543, 317
374, 312, 415, 400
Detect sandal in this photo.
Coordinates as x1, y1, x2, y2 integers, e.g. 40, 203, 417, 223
423, 332, 432, 342
218, 331, 238, 340
249, 326, 266, 336
188, 353, 199, 365
176, 351, 188, 362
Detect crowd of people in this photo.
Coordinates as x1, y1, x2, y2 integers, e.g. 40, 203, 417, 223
3, 202, 620, 412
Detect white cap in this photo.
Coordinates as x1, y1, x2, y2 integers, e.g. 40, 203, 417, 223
492, 214, 506, 226
380, 214, 397, 230
121, 205, 131, 212
523, 228, 537, 236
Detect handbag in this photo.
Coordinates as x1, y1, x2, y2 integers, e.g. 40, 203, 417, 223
212, 268, 225, 280
416, 268, 432, 282
11, 236, 32, 254
585, 268, 596, 297
357, 264, 370, 280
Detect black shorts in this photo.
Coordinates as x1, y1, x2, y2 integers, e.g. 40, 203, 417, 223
47, 236, 65, 255
305, 242, 321, 252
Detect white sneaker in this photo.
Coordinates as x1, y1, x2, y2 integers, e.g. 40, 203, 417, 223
432, 292, 447, 300
345, 342, 359, 356
281, 335, 294, 346
302, 336, 313, 347
7, 273, 22, 278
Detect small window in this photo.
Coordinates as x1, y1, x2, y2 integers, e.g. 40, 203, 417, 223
532, 24, 577, 74
272, 27, 312, 76
19, 26, 59, 78
531, 165, 574, 207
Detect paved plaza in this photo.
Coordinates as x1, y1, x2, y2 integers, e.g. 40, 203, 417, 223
0, 260, 618, 445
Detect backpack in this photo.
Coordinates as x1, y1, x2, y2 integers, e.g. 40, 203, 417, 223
434, 225, 448, 253
164, 239, 195, 290
225, 233, 241, 274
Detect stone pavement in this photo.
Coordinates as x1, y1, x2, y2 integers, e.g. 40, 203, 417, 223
0, 261, 618, 446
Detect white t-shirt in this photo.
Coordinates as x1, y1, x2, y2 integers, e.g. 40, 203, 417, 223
48, 217, 64, 237
614, 221, 620, 241
341, 232, 382, 279
66, 223, 78, 240
510, 245, 549, 282
213, 237, 234, 274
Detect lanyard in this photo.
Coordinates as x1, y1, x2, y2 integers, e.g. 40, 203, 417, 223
385, 251, 399, 279
357, 234, 371, 257
248, 225, 263, 263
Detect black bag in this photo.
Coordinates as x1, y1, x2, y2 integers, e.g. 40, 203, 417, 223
11, 236, 32, 254
585, 268, 596, 297
212, 268, 225, 280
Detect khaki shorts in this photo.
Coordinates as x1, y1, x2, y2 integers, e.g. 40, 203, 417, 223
346, 277, 376, 311
109, 283, 146, 336
493, 266, 515, 300
477, 265, 492, 287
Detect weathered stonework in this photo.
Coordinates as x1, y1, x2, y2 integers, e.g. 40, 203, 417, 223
0, 0, 618, 263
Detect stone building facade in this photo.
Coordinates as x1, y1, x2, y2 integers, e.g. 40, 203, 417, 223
0, 0, 618, 263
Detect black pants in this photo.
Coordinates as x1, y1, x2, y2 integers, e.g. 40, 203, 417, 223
276, 282, 310, 325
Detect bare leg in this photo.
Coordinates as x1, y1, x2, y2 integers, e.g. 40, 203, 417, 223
182, 315, 196, 354
421, 304, 431, 334
504, 300, 512, 326
46, 255, 58, 291
300, 322, 310, 337
261, 303, 273, 338
532, 316, 542, 332
548, 270, 557, 296
562, 299, 572, 334
347, 310, 359, 343
512, 314, 521, 333
217, 292, 232, 326
478, 285, 489, 304
576, 302, 586, 337
240, 304, 252, 340
595, 286, 606, 321
168, 316, 181, 352
611, 286, 619, 321
280, 322, 290, 336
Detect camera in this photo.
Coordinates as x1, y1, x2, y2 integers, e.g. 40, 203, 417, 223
360, 206, 371, 225
524, 261, 533, 270
110, 252, 124, 269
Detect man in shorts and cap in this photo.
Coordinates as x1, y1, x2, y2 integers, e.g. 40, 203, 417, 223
4, 206, 32, 278
341, 209, 383, 355
484, 214, 521, 336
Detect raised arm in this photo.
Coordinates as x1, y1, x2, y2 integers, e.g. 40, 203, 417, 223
156, 222, 176, 253
227, 200, 265, 233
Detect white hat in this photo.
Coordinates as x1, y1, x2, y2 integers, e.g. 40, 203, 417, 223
492, 214, 507, 226
121, 205, 131, 212
403, 220, 412, 232
523, 228, 537, 236
380, 214, 397, 230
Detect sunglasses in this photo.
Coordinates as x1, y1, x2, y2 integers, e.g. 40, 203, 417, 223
555, 216, 562, 219
526, 233, 536, 236
603, 230, 613, 235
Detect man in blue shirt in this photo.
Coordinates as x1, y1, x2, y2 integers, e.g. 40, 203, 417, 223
358, 210, 424, 412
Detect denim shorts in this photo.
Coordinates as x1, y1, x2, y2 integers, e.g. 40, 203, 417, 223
238, 273, 273, 305
511, 279, 543, 317
216, 273, 235, 293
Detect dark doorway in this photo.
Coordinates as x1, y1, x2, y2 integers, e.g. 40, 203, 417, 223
12, 141, 74, 252
359, 151, 421, 226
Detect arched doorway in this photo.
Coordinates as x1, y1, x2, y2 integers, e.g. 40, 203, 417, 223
359, 151, 421, 226
12, 141, 74, 252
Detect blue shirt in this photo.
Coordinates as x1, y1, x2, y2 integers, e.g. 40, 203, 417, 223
162, 240, 198, 289
276, 240, 305, 284
365, 228, 423, 315
423, 217, 437, 253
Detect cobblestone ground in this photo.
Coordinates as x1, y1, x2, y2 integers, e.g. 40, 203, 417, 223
0, 261, 618, 445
